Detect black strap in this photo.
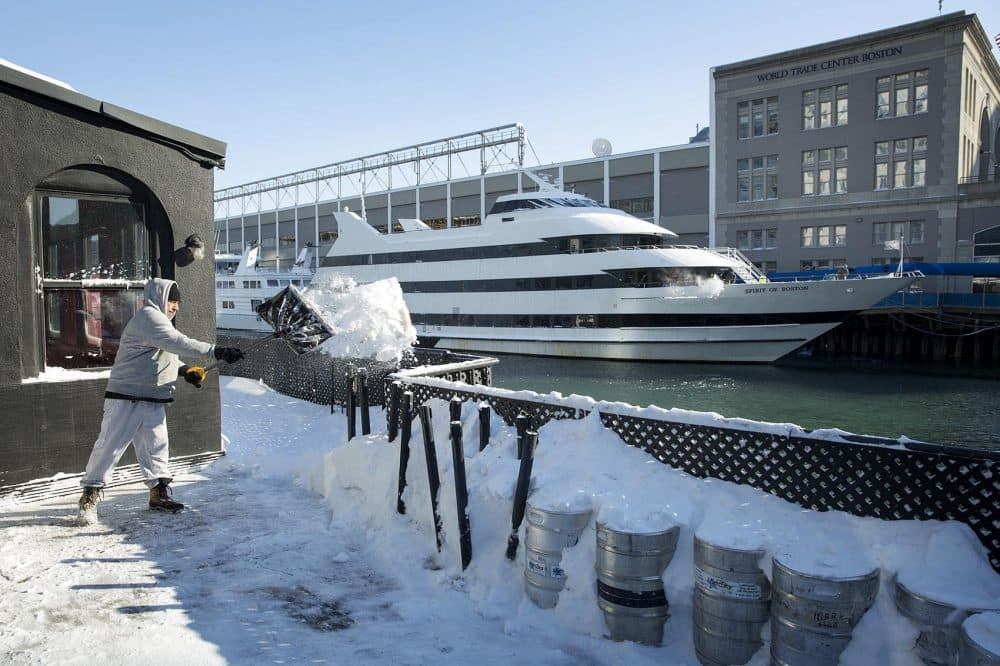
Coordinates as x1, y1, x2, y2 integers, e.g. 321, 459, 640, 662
104, 391, 174, 404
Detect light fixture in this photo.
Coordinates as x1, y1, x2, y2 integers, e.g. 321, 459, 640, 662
174, 234, 205, 267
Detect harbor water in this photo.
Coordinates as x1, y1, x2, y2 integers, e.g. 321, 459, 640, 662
487, 354, 1000, 450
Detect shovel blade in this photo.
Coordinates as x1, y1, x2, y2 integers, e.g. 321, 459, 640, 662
255, 285, 334, 355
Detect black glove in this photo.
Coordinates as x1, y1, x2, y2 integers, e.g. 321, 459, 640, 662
213, 347, 244, 364
180, 365, 206, 388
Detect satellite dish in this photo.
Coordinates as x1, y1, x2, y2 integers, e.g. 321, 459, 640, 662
592, 137, 613, 157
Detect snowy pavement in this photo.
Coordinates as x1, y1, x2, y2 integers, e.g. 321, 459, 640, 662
3, 376, 998, 665
0, 467, 600, 665
0, 380, 638, 665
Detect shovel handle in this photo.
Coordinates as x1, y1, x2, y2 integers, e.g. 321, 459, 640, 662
201, 334, 277, 373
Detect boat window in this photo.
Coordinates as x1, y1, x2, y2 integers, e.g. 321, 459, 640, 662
487, 197, 604, 216
279, 280, 290, 286
267, 279, 279, 287
606, 267, 737, 287
544, 234, 666, 253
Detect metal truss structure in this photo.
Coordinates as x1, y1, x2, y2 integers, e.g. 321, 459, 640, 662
213, 123, 526, 221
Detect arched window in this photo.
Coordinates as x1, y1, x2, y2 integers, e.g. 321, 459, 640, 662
974, 225, 1000, 263
34, 167, 170, 369
994, 124, 1000, 180
979, 109, 992, 181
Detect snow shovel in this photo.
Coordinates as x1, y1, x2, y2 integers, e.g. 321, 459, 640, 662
186, 285, 335, 384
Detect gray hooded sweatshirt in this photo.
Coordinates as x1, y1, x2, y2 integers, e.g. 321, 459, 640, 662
105, 278, 215, 401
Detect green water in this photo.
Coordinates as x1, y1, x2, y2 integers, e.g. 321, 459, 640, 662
488, 354, 1000, 450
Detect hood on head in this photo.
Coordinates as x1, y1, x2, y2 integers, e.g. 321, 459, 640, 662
144, 278, 178, 316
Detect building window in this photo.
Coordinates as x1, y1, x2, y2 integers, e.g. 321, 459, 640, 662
736, 228, 777, 250
737, 97, 779, 139
803, 85, 848, 130
610, 196, 654, 218
876, 69, 929, 119
973, 226, 1000, 263
279, 236, 296, 247
873, 220, 924, 246
737, 155, 778, 202
753, 260, 778, 274
802, 147, 847, 196
38, 195, 150, 369
800, 224, 847, 248
872, 256, 923, 265
874, 136, 927, 189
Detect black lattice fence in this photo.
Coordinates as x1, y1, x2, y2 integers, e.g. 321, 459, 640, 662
217, 335, 493, 407
390, 376, 999, 572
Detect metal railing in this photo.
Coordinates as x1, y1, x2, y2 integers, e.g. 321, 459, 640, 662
387, 374, 999, 572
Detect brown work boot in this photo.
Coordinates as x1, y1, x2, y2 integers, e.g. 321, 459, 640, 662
149, 479, 184, 513
77, 487, 102, 526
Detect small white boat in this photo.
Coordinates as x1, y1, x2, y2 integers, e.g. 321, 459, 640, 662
215, 243, 314, 333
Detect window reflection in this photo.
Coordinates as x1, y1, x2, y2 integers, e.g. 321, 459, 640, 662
39, 195, 151, 369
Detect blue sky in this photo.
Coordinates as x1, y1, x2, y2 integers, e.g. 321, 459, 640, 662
4, 1, 999, 190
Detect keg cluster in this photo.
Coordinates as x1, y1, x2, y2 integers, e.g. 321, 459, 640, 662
519, 517, 1000, 665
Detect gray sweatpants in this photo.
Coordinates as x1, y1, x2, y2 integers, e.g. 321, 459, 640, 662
81, 399, 171, 489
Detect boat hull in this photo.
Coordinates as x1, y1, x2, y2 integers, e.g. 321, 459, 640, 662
417, 322, 840, 363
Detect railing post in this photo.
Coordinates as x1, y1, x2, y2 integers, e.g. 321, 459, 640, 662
450, 420, 472, 569
396, 391, 414, 515
330, 360, 344, 414
346, 366, 357, 441
358, 367, 371, 436
478, 404, 490, 451
449, 395, 462, 423
506, 429, 538, 560
387, 380, 401, 442
516, 413, 529, 460
418, 404, 443, 552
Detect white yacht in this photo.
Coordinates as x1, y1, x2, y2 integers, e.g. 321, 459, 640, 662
313, 185, 920, 362
215, 243, 314, 332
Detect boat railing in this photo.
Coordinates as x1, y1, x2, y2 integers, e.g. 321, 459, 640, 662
573, 244, 665, 254
773, 269, 925, 283
707, 247, 764, 284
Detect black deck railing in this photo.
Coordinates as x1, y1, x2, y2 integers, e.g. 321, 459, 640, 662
388, 374, 999, 573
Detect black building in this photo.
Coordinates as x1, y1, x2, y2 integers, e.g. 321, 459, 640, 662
0, 61, 227, 499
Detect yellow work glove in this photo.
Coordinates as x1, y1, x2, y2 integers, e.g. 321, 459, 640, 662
183, 366, 207, 388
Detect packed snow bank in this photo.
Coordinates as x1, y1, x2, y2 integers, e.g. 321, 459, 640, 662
220, 376, 999, 664
302, 272, 416, 363
22, 367, 112, 384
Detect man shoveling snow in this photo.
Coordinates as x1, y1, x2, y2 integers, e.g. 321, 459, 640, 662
77, 279, 244, 525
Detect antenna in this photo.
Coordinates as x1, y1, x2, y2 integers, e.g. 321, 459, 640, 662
592, 138, 612, 158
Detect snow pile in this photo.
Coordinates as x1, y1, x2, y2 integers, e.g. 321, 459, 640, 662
964, 612, 1000, 654
22, 367, 112, 384
302, 272, 416, 363
218, 377, 1000, 664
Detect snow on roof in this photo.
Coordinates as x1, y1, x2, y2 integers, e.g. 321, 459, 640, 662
0, 58, 75, 91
